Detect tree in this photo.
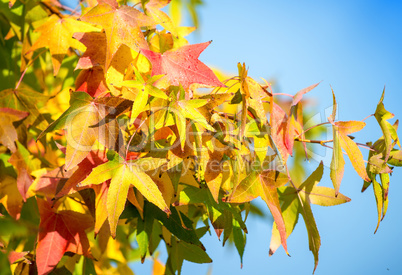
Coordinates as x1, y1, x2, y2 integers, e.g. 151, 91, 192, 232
0, 0, 400, 274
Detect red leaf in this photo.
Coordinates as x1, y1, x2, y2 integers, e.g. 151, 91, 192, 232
75, 67, 109, 97
141, 41, 225, 89
8, 251, 29, 264
36, 199, 93, 275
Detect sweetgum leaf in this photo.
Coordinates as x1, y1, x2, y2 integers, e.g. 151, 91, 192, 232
374, 89, 400, 162
74, 32, 107, 69
36, 199, 93, 275
80, 0, 156, 68
0, 108, 28, 152
388, 149, 402, 166
8, 142, 40, 201
38, 92, 127, 170
141, 41, 225, 89
0, 88, 50, 131
228, 170, 289, 255
28, 14, 100, 75
75, 67, 109, 98
79, 155, 170, 237
270, 162, 349, 272
0, 175, 23, 220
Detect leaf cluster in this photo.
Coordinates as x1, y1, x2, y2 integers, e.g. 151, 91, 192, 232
0, 0, 400, 274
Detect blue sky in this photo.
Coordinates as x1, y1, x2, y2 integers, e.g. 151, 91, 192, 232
61, 0, 402, 274
148, 1, 402, 274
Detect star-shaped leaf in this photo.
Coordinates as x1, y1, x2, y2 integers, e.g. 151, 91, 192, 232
329, 119, 370, 195
78, 154, 170, 237
74, 32, 107, 70
141, 41, 225, 89
36, 198, 94, 275
38, 92, 130, 170
80, 0, 156, 68
28, 14, 100, 75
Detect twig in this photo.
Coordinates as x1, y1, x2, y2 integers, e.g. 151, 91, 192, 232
295, 138, 332, 145
16, 49, 47, 90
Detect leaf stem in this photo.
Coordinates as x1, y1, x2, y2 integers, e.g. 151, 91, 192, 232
273, 92, 294, 98
356, 143, 375, 151
16, 49, 46, 90
125, 116, 149, 159
362, 114, 374, 122
303, 121, 331, 134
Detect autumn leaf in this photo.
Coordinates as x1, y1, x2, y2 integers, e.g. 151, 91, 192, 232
78, 154, 170, 237
374, 89, 400, 162
38, 92, 129, 170
284, 82, 320, 155
0, 108, 28, 152
8, 142, 40, 201
0, 175, 23, 220
117, 68, 167, 123
227, 169, 290, 255
270, 102, 290, 162
80, 0, 156, 68
53, 150, 109, 200
141, 41, 225, 89
27, 166, 75, 200
36, 198, 93, 275
0, 88, 50, 131
330, 120, 370, 195
74, 32, 107, 69
143, 0, 177, 36
328, 92, 370, 195
75, 67, 109, 97
28, 14, 100, 75
269, 162, 350, 272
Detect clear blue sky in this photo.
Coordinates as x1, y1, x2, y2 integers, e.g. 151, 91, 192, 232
63, 0, 402, 274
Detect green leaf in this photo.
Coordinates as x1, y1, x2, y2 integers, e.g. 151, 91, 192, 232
299, 190, 321, 273
147, 203, 202, 246
374, 89, 400, 161
233, 219, 246, 268
136, 211, 154, 262
372, 178, 383, 234
388, 149, 402, 166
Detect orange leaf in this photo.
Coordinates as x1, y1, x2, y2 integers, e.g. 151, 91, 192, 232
80, 0, 155, 68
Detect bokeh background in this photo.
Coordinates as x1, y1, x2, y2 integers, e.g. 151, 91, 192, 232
62, 0, 402, 274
